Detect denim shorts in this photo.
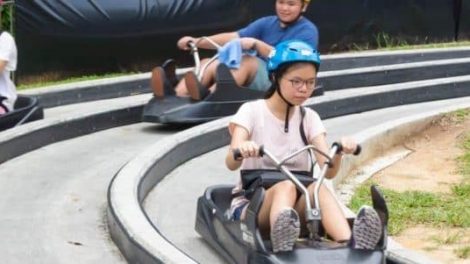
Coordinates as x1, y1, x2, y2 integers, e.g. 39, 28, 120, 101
232, 202, 249, 221
246, 57, 271, 92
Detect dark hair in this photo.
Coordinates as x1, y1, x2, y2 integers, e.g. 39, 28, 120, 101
264, 61, 317, 99
264, 62, 292, 99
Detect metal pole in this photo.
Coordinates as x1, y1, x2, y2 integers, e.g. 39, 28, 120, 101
453, 0, 463, 41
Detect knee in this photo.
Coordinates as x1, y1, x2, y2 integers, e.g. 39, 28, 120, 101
239, 56, 258, 72
200, 58, 211, 64
273, 180, 297, 196
308, 183, 329, 197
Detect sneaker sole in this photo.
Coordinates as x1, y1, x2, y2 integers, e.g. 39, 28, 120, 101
271, 209, 300, 253
151, 67, 165, 98
185, 72, 203, 101
352, 206, 382, 250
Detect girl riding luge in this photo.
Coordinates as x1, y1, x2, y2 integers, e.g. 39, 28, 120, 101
225, 40, 382, 252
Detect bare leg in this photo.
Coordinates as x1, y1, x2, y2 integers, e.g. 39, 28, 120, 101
256, 180, 298, 237
174, 58, 219, 97
295, 183, 351, 241
175, 55, 259, 97
229, 55, 259, 87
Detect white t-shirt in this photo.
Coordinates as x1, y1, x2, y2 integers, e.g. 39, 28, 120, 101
0, 31, 18, 111
228, 99, 326, 214
229, 99, 326, 171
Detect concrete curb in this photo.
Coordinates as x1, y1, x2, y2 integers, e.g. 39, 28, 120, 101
320, 46, 470, 71
0, 96, 148, 164
319, 57, 470, 90
20, 68, 190, 108
107, 97, 470, 263
3, 73, 468, 165
20, 47, 470, 108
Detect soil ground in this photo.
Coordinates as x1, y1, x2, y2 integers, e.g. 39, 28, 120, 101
371, 112, 470, 264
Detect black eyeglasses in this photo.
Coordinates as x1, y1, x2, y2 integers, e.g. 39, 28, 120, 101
285, 78, 316, 90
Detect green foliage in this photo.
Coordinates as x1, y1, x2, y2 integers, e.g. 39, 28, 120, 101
430, 232, 461, 245
17, 72, 138, 90
1, 4, 13, 31
455, 246, 470, 259
457, 122, 470, 179
350, 110, 470, 236
374, 32, 409, 49
350, 182, 470, 235
454, 109, 470, 122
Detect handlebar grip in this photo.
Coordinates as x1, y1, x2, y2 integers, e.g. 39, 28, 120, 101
332, 142, 361, 156
232, 145, 264, 160
332, 142, 342, 154
187, 41, 196, 49
259, 145, 265, 157
353, 145, 362, 155
232, 149, 242, 161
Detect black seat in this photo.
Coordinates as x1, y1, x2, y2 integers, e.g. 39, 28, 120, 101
0, 95, 44, 131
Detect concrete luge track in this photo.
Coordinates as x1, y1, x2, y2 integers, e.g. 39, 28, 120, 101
144, 98, 470, 264
110, 96, 470, 264
320, 46, 470, 71
106, 71, 470, 263
319, 57, 470, 91
0, 122, 173, 263
21, 47, 470, 109
0, 47, 469, 263
0, 94, 151, 164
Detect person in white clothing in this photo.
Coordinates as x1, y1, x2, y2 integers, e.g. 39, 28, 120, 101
0, 30, 17, 115
225, 40, 382, 252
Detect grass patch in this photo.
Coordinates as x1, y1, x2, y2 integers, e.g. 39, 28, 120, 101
350, 111, 470, 235
430, 232, 461, 245
347, 32, 470, 52
455, 246, 470, 259
458, 130, 470, 179
454, 109, 470, 123
349, 184, 469, 234
378, 41, 470, 51
17, 72, 138, 90
350, 182, 470, 235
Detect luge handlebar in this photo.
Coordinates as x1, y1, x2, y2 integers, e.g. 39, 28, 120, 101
231, 142, 361, 240
232, 142, 360, 161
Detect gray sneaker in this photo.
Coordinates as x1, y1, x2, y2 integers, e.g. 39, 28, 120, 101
270, 208, 300, 253
350, 205, 382, 250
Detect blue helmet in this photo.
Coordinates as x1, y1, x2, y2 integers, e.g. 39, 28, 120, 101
267, 40, 320, 73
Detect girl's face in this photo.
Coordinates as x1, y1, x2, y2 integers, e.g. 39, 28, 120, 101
275, 0, 303, 24
278, 63, 317, 105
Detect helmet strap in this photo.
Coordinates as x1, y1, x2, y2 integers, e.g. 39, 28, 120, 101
276, 87, 293, 133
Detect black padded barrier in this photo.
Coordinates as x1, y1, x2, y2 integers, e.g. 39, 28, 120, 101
16, 0, 468, 81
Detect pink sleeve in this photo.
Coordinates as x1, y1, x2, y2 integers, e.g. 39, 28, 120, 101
305, 109, 326, 142
228, 102, 254, 136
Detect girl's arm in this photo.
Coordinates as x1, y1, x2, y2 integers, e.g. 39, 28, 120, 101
177, 32, 239, 50
225, 125, 259, 171
239, 37, 273, 58
0, 60, 7, 72
311, 134, 357, 179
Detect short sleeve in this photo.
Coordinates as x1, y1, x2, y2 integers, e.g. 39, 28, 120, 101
300, 25, 319, 49
304, 108, 326, 142
229, 102, 255, 136
0, 33, 14, 62
238, 17, 269, 39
